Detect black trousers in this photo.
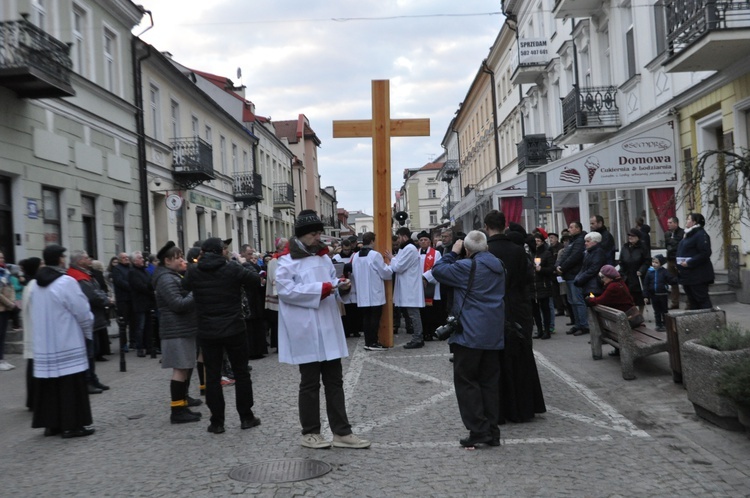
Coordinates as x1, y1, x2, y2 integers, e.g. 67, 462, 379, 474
200, 332, 254, 426
342, 303, 361, 337
651, 295, 668, 327
115, 300, 138, 347
684, 283, 712, 310
360, 305, 382, 346
298, 359, 351, 436
452, 344, 500, 440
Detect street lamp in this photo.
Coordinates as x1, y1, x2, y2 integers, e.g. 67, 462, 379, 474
442, 171, 455, 222
546, 143, 564, 162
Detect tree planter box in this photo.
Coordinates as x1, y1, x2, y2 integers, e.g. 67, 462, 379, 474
681, 338, 750, 431
664, 308, 726, 383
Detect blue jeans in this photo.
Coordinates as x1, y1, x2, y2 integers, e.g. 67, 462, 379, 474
565, 281, 588, 329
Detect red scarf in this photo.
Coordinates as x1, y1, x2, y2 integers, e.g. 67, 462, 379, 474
67, 266, 91, 282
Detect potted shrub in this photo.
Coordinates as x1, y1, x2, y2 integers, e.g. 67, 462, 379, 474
681, 323, 750, 431
717, 357, 750, 433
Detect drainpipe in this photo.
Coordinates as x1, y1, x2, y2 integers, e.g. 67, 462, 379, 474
249, 123, 262, 250
481, 59, 502, 184
132, 10, 154, 252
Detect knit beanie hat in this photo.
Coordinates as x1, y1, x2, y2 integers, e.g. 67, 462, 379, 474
295, 210, 324, 237
600, 264, 620, 279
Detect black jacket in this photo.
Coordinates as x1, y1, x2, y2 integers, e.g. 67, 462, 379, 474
530, 243, 554, 300
111, 264, 131, 303
594, 226, 616, 266
574, 243, 606, 295
557, 231, 586, 280
487, 233, 532, 331
128, 265, 156, 313
183, 253, 260, 339
618, 242, 651, 294
241, 261, 264, 319
665, 227, 685, 260
676, 226, 714, 286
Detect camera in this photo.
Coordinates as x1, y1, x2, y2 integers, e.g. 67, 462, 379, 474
434, 315, 461, 341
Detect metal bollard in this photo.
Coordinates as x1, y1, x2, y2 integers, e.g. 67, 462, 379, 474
150, 309, 158, 359
117, 315, 127, 372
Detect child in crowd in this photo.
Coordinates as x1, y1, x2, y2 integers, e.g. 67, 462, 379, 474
643, 254, 676, 331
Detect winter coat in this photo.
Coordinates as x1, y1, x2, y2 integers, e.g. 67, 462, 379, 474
574, 243, 606, 295
183, 252, 260, 339
110, 264, 131, 303
530, 243, 554, 300
68, 266, 110, 331
241, 262, 265, 319
30, 266, 93, 378
351, 246, 392, 307
594, 226, 616, 266
389, 241, 425, 308
586, 278, 634, 313
618, 242, 650, 294
432, 251, 505, 350
128, 265, 156, 313
643, 266, 676, 298
487, 233, 532, 333
665, 227, 684, 260
639, 224, 652, 251
557, 231, 587, 280
276, 237, 348, 365
152, 265, 197, 340
676, 226, 715, 286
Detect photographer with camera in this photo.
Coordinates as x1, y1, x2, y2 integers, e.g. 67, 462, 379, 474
432, 231, 505, 448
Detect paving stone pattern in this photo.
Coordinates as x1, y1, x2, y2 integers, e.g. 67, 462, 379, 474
1, 304, 750, 496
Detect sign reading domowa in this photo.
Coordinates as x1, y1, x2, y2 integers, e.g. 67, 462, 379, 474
547, 119, 677, 188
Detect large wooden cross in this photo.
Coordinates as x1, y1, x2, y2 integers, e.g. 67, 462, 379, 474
333, 79, 430, 347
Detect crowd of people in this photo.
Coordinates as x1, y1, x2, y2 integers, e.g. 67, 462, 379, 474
0, 208, 716, 447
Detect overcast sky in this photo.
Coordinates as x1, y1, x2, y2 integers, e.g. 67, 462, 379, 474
137, 1, 502, 215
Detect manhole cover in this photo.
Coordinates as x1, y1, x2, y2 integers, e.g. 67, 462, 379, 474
228, 459, 332, 483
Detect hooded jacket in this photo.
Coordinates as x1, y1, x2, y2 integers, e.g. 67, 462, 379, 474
152, 265, 197, 340
183, 252, 260, 339
432, 250, 505, 350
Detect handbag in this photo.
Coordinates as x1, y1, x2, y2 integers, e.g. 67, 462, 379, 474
626, 306, 645, 329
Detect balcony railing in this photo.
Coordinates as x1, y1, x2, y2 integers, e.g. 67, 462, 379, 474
665, 0, 750, 72
442, 201, 458, 221
273, 182, 295, 210
517, 134, 549, 172
171, 137, 214, 189
0, 17, 75, 98
321, 215, 339, 228
561, 86, 620, 143
233, 172, 263, 206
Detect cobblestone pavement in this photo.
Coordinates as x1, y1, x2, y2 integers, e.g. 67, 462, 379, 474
2, 304, 750, 497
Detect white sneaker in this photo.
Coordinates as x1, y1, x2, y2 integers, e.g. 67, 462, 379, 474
301, 433, 332, 449
332, 433, 371, 449
0, 360, 15, 371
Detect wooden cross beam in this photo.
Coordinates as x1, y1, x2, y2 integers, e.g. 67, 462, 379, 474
333, 79, 430, 347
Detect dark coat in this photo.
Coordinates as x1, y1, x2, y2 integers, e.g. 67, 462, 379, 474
111, 264, 131, 303
152, 265, 197, 340
639, 224, 652, 251
183, 253, 260, 339
487, 233, 532, 331
557, 231, 586, 280
594, 226, 616, 266
676, 226, 714, 285
241, 261, 264, 319
574, 243, 606, 295
643, 267, 677, 298
618, 242, 650, 294
586, 278, 634, 312
530, 243, 554, 300
128, 265, 156, 313
665, 227, 684, 260
68, 266, 110, 331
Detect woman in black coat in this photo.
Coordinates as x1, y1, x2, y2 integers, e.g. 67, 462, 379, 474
530, 234, 554, 340
677, 213, 714, 309
618, 228, 651, 310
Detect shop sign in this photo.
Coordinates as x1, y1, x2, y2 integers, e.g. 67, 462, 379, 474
547, 121, 677, 188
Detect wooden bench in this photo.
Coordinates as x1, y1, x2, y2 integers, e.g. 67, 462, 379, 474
588, 305, 669, 380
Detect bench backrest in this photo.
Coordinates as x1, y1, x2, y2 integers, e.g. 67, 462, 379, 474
590, 305, 637, 349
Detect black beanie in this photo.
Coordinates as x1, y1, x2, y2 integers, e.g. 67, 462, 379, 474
295, 210, 324, 237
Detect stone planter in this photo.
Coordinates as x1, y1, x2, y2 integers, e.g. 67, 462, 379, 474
681, 338, 750, 431
664, 308, 726, 384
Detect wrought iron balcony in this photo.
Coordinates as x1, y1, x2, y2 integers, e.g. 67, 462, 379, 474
664, 0, 750, 73
233, 172, 263, 206
273, 182, 295, 210
552, 0, 603, 19
559, 86, 620, 145
171, 137, 214, 189
321, 215, 338, 228
0, 17, 75, 98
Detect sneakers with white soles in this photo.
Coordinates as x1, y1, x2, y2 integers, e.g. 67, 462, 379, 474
364, 344, 386, 351
301, 433, 332, 449
332, 433, 371, 449
0, 360, 15, 371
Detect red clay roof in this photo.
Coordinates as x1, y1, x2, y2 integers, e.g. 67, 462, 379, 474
420, 161, 445, 171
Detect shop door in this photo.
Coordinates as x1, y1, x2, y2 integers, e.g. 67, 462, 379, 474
696, 113, 725, 270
